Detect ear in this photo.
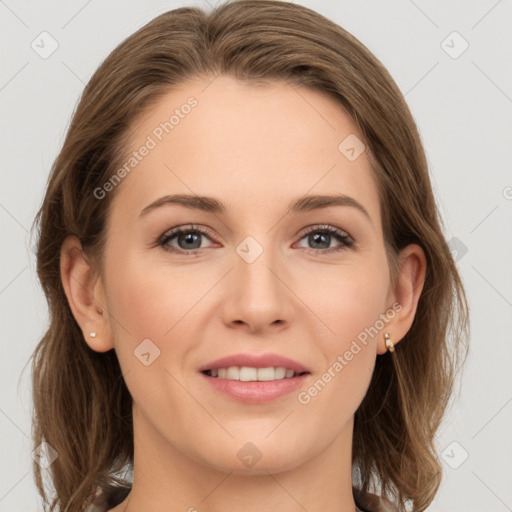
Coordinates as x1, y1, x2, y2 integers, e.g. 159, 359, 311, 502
378, 243, 427, 354
60, 235, 114, 353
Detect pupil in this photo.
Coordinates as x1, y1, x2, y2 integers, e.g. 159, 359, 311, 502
310, 232, 330, 249
179, 232, 201, 249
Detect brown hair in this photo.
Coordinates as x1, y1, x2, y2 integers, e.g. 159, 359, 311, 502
30, 1, 469, 510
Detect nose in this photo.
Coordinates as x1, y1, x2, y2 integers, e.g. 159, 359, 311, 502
221, 242, 293, 334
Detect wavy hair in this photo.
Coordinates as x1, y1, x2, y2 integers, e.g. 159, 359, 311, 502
29, 1, 470, 510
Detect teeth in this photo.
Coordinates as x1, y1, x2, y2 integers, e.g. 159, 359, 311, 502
239, 366, 257, 381
226, 366, 239, 380
207, 366, 301, 381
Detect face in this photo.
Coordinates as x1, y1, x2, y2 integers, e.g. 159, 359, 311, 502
98, 75, 397, 475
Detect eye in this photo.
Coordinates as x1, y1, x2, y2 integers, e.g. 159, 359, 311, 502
157, 224, 217, 255
295, 225, 354, 254
155, 223, 354, 256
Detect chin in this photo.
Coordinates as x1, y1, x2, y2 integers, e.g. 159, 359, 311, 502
197, 439, 310, 476
219, 456, 306, 476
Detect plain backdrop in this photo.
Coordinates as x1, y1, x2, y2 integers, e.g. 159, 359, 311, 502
1, 1, 511, 511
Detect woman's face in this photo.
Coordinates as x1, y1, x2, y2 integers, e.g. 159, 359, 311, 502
96, 75, 402, 474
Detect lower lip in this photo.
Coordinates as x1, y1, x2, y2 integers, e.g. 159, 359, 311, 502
200, 372, 311, 403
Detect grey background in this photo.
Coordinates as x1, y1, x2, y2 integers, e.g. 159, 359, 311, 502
1, 1, 511, 511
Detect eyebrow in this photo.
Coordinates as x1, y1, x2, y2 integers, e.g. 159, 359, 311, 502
139, 193, 371, 222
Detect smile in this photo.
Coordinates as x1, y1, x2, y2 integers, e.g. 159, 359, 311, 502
202, 366, 308, 381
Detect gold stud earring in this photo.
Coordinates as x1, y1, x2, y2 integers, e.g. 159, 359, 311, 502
89, 332, 97, 338
384, 333, 394, 352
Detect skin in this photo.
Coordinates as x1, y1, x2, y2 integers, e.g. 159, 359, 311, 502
61, 75, 426, 512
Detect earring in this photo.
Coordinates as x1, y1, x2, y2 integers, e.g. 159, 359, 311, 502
89, 332, 97, 338
384, 333, 395, 353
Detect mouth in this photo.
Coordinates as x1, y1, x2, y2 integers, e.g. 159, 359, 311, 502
199, 365, 312, 403
197, 353, 311, 402
201, 366, 310, 381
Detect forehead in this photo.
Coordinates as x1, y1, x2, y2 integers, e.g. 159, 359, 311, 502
110, 75, 381, 226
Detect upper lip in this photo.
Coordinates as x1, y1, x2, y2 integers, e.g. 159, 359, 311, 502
199, 353, 309, 373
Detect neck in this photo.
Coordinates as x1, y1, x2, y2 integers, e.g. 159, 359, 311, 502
111, 407, 360, 512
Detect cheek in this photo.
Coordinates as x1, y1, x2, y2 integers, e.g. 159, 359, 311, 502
308, 256, 390, 345
104, 247, 208, 341
298, 292, 383, 430
303, 260, 389, 405
102, 252, 206, 415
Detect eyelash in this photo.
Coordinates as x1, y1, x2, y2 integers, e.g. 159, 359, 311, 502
156, 223, 354, 256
